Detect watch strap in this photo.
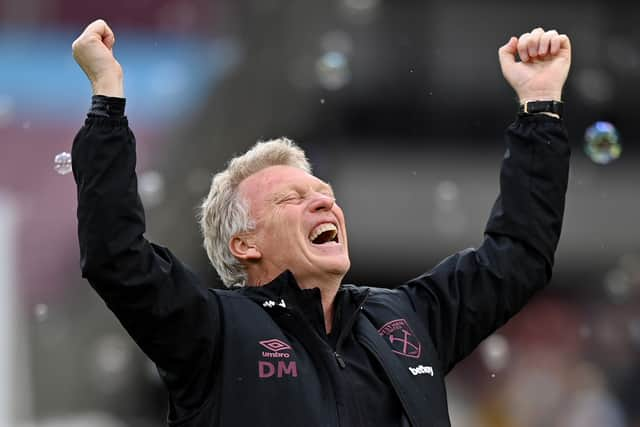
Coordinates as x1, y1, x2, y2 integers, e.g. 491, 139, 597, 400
518, 100, 563, 117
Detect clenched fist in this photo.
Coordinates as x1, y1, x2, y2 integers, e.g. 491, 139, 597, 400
72, 19, 124, 97
499, 28, 571, 103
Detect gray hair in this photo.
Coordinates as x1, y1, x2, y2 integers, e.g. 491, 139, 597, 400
198, 138, 311, 287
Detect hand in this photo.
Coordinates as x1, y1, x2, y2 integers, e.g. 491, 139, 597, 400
72, 19, 124, 97
498, 28, 571, 103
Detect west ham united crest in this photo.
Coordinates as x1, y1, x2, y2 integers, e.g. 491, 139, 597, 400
378, 318, 422, 359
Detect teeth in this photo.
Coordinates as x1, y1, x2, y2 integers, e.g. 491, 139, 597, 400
309, 223, 338, 243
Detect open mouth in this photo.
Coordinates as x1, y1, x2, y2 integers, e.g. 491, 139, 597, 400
309, 223, 339, 245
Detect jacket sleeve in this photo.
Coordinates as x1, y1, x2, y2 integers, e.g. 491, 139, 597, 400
398, 114, 570, 374
72, 114, 219, 416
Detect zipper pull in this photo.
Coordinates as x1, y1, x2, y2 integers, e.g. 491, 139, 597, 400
334, 352, 346, 369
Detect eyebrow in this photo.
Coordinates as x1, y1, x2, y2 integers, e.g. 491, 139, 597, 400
270, 182, 335, 201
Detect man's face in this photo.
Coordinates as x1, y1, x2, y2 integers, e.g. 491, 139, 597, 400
237, 165, 350, 286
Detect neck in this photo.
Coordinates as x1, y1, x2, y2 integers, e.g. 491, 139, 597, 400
295, 274, 343, 333
248, 268, 343, 333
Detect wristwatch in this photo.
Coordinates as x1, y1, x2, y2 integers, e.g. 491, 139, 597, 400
518, 100, 563, 117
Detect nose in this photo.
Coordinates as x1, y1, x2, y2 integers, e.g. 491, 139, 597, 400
308, 193, 335, 212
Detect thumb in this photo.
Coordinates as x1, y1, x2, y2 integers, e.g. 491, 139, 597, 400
498, 36, 518, 68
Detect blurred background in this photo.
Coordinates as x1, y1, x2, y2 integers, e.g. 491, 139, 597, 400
1, 0, 639, 426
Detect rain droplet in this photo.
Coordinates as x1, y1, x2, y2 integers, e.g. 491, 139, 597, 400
34, 304, 49, 322
54, 152, 72, 175
490, 373, 496, 379
316, 51, 351, 91
584, 121, 622, 165
320, 98, 326, 104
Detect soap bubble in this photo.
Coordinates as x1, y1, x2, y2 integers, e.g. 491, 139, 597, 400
316, 51, 351, 91
604, 268, 631, 303
138, 170, 165, 208
34, 304, 49, 322
53, 152, 72, 175
434, 180, 459, 207
584, 122, 622, 165
90, 334, 133, 394
479, 334, 510, 372
433, 180, 466, 236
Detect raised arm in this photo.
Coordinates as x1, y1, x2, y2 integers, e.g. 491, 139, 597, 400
71, 20, 219, 417
400, 28, 572, 373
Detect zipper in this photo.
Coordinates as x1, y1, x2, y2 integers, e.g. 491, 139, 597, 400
357, 329, 420, 427
333, 289, 370, 369
282, 308, 341, 427
334, 352, 346, 368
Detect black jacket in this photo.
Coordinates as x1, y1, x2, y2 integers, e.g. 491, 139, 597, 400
72, 100, 570, 427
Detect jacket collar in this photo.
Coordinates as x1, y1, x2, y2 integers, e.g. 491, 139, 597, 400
237, 270, 369, 339
238, 270, 368, 307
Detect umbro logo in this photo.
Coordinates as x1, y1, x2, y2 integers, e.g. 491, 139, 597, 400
408, 365, 434, 376
258, 338, 297, 378
259, 339, 291, 353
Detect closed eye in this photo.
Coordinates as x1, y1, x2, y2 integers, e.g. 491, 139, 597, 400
278, 193, 303, 204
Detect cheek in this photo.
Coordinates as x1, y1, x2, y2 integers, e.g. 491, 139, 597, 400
334, 206, 347, 226
267, 209, 300, 241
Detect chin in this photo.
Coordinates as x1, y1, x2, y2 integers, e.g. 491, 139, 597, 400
320, 257, 351, 277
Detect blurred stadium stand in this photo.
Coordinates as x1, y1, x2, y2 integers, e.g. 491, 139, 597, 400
2, 0, 639, 426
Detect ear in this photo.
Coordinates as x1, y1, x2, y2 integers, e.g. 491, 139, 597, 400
229, 234, 262, 262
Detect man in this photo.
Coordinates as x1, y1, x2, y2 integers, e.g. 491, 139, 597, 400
71, 19, 571, 427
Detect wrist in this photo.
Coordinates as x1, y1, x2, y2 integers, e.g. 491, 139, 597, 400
91, 74, 124, 98
518, 93, 562, 104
